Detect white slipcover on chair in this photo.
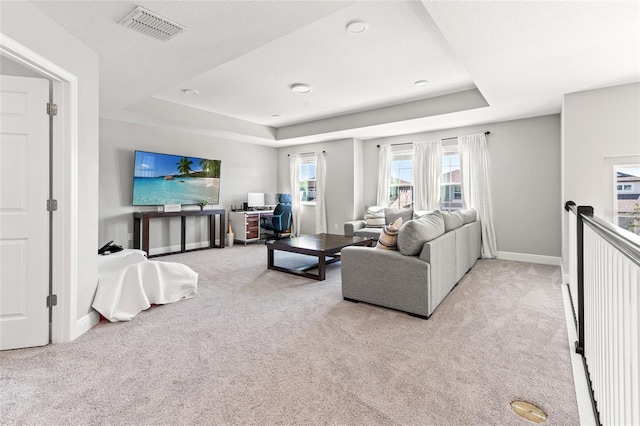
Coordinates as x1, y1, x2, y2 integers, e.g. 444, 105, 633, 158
93, 250, 198, 322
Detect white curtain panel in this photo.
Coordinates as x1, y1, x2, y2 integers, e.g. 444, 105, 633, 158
315, 152, 327, 234
458, 133, 498, 258
413, 140, 442, 211
289, 154, 301, 237
376, 145, 391, 207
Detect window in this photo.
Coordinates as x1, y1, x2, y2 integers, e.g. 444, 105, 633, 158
441, 149, 462, 211
614, 164, 640, 234
385, 146, 464, 210
388, 149, 413, 208
298, 155, 316, 203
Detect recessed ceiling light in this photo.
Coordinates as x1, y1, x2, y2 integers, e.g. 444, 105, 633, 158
182, 89, 199, 95
347, 20, 367, 34
291, 83, 311, 93
414, 80, 429, 87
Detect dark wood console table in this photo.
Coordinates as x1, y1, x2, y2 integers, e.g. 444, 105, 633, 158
133, 209, 225, 258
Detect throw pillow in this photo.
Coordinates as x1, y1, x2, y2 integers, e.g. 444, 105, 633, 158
458, 209, 477, 224
441, 211, 464, 232
376, 217, 403, 250
397, 212, 445, 256
384, 207, 414, 225
364, 206, 385, 228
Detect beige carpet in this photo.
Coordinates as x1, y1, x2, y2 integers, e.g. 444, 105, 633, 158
1, 245, 579, 425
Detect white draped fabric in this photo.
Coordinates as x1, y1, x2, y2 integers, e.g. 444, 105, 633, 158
289, 154, 301, 237
93, 250, 198, 322
377, 145, 391, 207
458, 133, 497, 258
315, 152, 327, 233
413, 139, 442, 211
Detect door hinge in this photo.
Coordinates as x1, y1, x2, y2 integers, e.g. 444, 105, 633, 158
46, 199, 58, 212
46, 102, 58, 116
46, 294, 57, 308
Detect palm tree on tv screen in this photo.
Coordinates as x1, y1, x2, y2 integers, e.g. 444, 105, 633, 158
199, 159, 221, 178
177, 157, 193, 176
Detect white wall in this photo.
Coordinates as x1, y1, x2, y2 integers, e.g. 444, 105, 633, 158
276, 139, 359, 235
562, 82, 640, 215
1, 2, 100, 339
366, 115, 562, 261
561, 82, 640, 270
99, 118, 277, 254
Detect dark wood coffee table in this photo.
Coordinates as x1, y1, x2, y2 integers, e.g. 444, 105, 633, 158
267, 234, 373, 281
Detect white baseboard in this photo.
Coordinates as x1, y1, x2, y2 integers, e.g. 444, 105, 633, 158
73, 311, 100, 341
560, 261, 571, 285
561, 284, 597, 426
496, 251, 561, 266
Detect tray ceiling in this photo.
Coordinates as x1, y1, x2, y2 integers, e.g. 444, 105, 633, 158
30, 0, 640, 146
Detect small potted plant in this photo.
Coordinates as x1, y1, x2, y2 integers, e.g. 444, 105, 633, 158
197, 200, 208, 210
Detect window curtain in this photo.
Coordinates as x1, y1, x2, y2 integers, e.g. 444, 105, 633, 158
458, 133, 497, 258
413, 139, 442, 211
289, 154, 301, 237
376, 145, 391, 207
315, 152, 327, 233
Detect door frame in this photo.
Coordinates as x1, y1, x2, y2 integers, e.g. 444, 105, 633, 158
0, 33, 81, 343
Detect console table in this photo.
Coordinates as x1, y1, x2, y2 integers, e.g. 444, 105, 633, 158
133, 209, 225, 258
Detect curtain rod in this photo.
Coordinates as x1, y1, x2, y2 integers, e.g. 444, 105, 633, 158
377, 131, 490, 148
287, 150, 325, 157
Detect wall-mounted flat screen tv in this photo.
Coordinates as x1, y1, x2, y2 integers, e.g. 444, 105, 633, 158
132, 150, 221, 206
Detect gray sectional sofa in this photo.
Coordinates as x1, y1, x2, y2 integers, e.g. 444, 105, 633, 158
341, 209, 481, 319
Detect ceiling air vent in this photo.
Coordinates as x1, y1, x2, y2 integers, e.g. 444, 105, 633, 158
118, 6, 186, 41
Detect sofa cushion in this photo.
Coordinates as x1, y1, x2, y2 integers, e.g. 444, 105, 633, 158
384, 207, 413, 225
364, 206, 385, 228
376, 217, 403, 250
458, 209, 477, 224
397, 212, 445, 256
354, 228, 383, 240
441, 211, 464, 232
413, 210, 433, 219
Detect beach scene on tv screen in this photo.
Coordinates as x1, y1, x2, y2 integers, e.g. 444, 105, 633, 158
133, 151, 221, 205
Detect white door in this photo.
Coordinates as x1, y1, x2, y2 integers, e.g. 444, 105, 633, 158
0, 75, 50, 350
